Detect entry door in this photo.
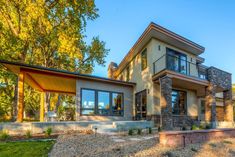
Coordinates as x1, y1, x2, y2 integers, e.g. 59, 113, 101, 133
135, 90, 147, 120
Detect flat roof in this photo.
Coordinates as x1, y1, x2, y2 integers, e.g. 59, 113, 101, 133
0, 60, 135, 95
114, 22, 205, 77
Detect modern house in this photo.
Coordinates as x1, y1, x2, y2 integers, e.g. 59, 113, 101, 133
0, 22, 233, 130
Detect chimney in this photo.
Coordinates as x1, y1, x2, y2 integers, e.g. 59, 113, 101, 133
108, 62, 118, 79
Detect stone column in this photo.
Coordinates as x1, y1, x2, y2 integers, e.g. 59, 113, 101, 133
17, 72, 25, 122
224, 89, 234, 122
160, 76, 173, 130
205, 83, 217, 128
75, 80, 81, 120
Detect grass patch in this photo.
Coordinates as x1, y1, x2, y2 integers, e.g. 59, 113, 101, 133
0, 141, 55, 157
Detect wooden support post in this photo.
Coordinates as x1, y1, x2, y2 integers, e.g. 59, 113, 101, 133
40, 92, 45, 122
17, 72, 25, 122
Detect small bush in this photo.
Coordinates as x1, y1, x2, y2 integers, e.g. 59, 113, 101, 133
25, 130, 32, 138
45, 127, 52, 137
0, 130, 10, 141
158, 126, 162, 132
137, 129, 142, 135
199, 124, 205, 129
205, 124, 211, 129
191, 125, 199, 130
182, 126, 187, 131
128, 129, 134, 135
223, 140, 232, 144
148, 127, 152, 134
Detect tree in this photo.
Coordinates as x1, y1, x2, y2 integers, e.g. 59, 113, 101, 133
0, 0, 109, 121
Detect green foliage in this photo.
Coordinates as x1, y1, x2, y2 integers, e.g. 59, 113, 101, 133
191, 125, 200, 130
137, 128, 142, 135
182, 126, 187, 131
158, 126, 162, 132
45, 127, 52, 137
0, 0, 109, 121
128, 129, 134, 136
0, 141, 54, 157
25, 130, 32, 139
0, 130, 10, 141
148, 127, 152, 134
205, 124, 211, 129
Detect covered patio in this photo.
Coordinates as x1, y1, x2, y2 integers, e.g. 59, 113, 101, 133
0, 60, 135, 123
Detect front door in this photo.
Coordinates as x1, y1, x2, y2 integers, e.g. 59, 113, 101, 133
135, 90, 147, 120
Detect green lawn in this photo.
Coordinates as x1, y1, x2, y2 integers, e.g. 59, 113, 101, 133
0, 141, 55, 157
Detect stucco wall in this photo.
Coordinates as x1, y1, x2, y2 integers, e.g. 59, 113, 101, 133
75, 79, 134, 121
116, 38, 200, 116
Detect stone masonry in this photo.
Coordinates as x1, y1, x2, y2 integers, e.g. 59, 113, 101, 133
160, 76, 173, 130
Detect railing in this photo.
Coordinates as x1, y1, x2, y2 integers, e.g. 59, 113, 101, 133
153, 54, 207, 80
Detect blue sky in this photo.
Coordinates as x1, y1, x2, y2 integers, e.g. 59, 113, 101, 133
85, 0, 235, 82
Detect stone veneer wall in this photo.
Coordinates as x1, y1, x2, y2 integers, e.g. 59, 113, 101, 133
160, 76, 173, 130
159, 128, 235, 147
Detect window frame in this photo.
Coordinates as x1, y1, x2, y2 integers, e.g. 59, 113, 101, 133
141, 49, 147, 71
171, 89, 187, 115
80, 88, 124, 116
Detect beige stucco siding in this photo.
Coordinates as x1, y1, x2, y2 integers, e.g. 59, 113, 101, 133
186, 90, 198, 116
75, 79, 134, 121
116, 38, 200, 116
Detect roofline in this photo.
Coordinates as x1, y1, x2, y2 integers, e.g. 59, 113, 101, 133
0, 60, 136, 87
115, 22, 205, 77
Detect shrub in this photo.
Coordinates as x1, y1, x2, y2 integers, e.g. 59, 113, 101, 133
25, 130, 32, 138
182, 126, 187, 131
205, 124, 211, 129
199, 124, 205, 130
158, 126, 162, 132
148, 127, 152, 134
137, 128, 142, 135
128, 129, 134, 135
45, 127, 52, 137
0, 130, 10, 141
191, 125, 199, 130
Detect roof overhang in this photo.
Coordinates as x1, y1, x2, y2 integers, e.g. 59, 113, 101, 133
0, 60, 135, 95
114, 22, 205, 77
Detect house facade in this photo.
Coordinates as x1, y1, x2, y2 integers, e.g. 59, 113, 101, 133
0, 22, 233, 131
108, 22, 233, 130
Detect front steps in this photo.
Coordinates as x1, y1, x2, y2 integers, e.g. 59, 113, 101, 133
90, 121, 154, 134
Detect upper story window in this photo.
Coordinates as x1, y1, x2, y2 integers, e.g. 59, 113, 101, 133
167, 48, 187, 75
126, 66, 130, 81
141, 49, 147, 70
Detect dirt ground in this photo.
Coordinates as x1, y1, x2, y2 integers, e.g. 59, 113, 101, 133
49, 132, 235, 157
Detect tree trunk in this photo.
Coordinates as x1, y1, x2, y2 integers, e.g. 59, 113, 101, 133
44, 92, 50, 121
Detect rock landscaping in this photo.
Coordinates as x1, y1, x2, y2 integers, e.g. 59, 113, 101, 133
49, 132, 235, 157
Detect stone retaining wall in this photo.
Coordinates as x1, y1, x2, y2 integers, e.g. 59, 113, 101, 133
159, 128, 235, 147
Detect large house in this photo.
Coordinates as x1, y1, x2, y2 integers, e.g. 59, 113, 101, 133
0, 22, 233, 130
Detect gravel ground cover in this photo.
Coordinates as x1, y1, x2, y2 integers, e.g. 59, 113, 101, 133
49, 132, 235, 157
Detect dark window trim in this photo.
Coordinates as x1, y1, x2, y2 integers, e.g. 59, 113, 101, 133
172, 89, 187, 115
141, 48, 147, 71
80, 88, 124, 117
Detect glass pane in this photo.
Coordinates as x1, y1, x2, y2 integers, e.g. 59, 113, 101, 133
180, 56, 187, 74
98, 91, 110, 110
82, 109, 94, 115
201, 100, 205, 114
82, 89, 95, 109
112, 93, 123, 116
171, 90, 186, 115
167, 55, 179, 72
98, 110, 109, 115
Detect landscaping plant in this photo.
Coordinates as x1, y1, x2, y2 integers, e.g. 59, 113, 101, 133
137, 128, 142, 135
25, 130, 32, 139
45, 127, 52, 137
191, 124, 200, 130
128, 129, 134, 135
0, 130, 10, 141
148, 127, 152, 134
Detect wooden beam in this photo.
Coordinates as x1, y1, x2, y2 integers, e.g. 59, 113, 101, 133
17, 72, 25, 122
40, 92, 45, 122
25, 73, 44, 92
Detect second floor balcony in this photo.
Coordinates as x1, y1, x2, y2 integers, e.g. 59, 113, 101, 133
153, 54, 207, 80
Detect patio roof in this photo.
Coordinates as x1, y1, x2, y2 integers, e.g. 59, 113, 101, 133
0, 60, 136, 95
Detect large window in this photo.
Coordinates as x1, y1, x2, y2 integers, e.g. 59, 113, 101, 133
81, 89, 95, 115
81, 89, 124, 116
141, 49, 147, 70
112, 93, 123, 116
167, 48, 187, 75
172, 90, 187, 115
98, 91, 110, 115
